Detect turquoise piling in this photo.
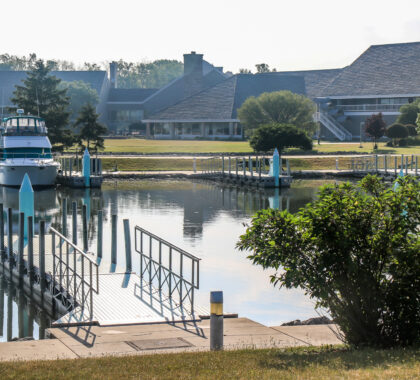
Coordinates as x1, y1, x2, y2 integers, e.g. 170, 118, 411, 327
82, 148, 91, 187
19, 173, 34, 239
273, 148, 280, 188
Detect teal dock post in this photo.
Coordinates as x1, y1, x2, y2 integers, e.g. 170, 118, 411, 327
82, 204, 88, 252
72, 202, 77, 245
273, 148, 280, 188
111, 214, 117, 265
62, 198, 67, 237
0, 203, 4, 260
210, 291, 223, 351
27, 216, 34, 290
19, 173, 34, 240
405, 156, 408, 175
82, 148, 91, 187
97, 210, 103, 259
123, 219, 132, 273
242, 158, 246, 178
18, 212, 24, 285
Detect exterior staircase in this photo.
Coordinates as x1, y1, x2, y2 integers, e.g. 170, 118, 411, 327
315, 111, 353, 141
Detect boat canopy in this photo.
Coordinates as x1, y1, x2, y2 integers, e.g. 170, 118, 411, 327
1, 116, 48, 136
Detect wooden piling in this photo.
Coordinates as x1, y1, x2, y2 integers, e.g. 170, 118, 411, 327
62, 198, 67, 237
7, 208, 13, 264
72, 201, 77, 245
27, 216, 34, 290
0, 203, 4, 260
39, 220, 46, 297
18, 212, 24, 283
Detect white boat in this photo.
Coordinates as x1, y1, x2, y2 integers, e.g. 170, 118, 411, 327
0, 113, 59, 187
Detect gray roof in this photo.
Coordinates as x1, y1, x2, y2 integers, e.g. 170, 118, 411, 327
108, 88, 157, 102
320, 42, 420, 97
0, 70, 107, 106
273, 69, 342, 98
146, 74, 305, 121
142, 65, 227, 115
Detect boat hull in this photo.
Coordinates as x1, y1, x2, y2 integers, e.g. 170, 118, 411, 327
0, 163, 58, 187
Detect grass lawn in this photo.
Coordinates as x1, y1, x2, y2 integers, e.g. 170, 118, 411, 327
0, 345, 418, 380
87, 139, 420, 155
102, 156, 387, 172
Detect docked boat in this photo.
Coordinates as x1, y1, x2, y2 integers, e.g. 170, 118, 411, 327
0, 113, 59, 187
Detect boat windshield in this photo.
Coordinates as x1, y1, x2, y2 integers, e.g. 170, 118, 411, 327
2, 117, 48, 135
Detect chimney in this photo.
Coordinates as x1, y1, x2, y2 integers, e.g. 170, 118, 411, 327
110, 61, 118, 89
183, 51, 203, 98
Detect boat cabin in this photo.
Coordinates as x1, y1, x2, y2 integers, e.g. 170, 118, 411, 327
1, 116, 48, 136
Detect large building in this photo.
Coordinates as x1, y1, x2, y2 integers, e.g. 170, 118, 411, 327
1, 42, 420, 140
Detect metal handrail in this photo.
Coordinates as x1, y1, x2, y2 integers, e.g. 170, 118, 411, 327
49, 227, 99, 317
134, 225, 200, 313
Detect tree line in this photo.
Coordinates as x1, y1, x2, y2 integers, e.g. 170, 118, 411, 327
10, 60, 106, 152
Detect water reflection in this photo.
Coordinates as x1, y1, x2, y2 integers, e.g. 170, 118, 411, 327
0, 179, 342, 333
0, 274, 54, 342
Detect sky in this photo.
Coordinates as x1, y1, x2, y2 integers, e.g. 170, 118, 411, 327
2, 0, 420, 72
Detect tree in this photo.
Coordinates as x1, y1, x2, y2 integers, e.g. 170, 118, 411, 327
237, 90, 317, 135
416, 113, 420, 134
386, 123, 408, 145
237, 175, 420, 348
10, 60, 73, 150
397, 100, 420, 125
364, 113, 386, 149
255, 63, 270, 73
60, 80, 99, 122
250, 123, 312, 152
75, 104, 107, 151
238, 68, 252, 74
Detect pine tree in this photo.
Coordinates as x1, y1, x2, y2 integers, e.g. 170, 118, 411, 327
11, 60, 73, 149
75, 104, 107, 152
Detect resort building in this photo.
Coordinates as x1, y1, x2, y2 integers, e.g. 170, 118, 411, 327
1, 42, 420, 140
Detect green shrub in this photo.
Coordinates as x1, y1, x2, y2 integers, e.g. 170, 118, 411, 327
250, 123, 312, 152
386, 123, 409, 146
405, 124, 418, 136
238, 175, 420, 348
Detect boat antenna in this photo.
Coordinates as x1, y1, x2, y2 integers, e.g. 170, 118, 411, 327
35, 87, 40, 117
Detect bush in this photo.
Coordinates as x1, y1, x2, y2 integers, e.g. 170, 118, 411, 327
399, 138, 408, 146
386, 123, 408, 146
250, 123, 312, 152
405, 124, 418, 136
237, 175, 420, 348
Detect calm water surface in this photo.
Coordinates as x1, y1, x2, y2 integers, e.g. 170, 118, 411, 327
0, 178, 343, 342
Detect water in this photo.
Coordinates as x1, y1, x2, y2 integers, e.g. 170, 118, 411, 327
0, 178, 341, 342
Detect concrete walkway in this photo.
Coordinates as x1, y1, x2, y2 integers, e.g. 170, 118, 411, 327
0, 318, 342, 361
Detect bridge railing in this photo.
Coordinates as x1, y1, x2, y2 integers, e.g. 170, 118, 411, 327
134, 226, 200, 314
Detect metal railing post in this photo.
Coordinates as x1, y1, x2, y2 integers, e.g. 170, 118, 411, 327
97, 210, 103, 259
111, 214, 117, 265
82, 204, 88, 252
123, 219, 132, 273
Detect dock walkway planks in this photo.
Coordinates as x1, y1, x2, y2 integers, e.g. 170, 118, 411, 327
12, 234, 209, 327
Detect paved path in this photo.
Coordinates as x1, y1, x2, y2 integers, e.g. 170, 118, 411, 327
0, 318, 342, 361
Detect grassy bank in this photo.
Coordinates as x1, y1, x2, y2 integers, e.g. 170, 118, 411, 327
1, 345, 418, 380
101, 156, 356, 172
87, 139, 420, 155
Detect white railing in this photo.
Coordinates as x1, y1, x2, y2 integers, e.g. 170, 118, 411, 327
315, 112, 352, 141
336, 104, 403, 112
